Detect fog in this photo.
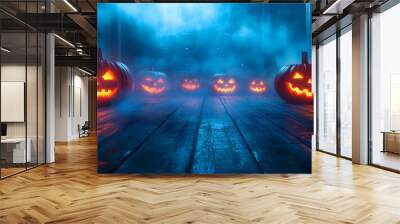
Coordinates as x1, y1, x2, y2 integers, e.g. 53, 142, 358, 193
98, 3, 311, 81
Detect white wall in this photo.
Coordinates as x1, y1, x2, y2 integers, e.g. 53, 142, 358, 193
1, 65, 41, 137
54, 67, 89, 141
55, 67, 70, 141
1, 63, 46, 164
1, 65, 26, 131
71, 73, 89, 138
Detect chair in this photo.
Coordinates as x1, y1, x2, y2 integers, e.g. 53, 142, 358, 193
78, 121, 90, 138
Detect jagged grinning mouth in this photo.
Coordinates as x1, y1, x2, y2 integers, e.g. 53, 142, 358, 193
97, 88, 117, 98
213, 85, 237, 93
249, 86, 266, 93
286, 82, 313, 97
181, 83, 200, 91
141, 84, 166, 95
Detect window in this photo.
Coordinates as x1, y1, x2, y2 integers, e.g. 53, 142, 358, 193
317, 35, 337, 154
0, 1, 47, 179
339, 27, 352, 158
370, 3, 400, 171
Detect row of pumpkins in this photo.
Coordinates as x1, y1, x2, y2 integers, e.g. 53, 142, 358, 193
97, 54, 313, 106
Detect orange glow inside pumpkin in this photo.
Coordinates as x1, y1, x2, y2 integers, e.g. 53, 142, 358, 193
97, 88, 117, 97
249, 80, 267, 93
286, 82, 313, 97
293, 72, 304, 79
141, 77, 166, 95
102, 71, 115, 81
97, 71, 118, 99
283, 72, 313, 98
181, 79, 200, 91
213, 78, 237, 94
141, 85, 165, 94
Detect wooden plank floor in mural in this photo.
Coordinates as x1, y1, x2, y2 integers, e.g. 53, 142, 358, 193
98, 96, 313, 174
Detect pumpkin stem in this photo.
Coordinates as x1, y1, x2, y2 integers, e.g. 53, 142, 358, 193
98, 48, 103, 62
302, 51, 308, 64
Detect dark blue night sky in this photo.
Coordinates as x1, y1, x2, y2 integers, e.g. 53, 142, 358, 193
98, 3, 311, 80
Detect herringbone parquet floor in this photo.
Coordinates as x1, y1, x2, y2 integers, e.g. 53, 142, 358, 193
1, 135, 400, 224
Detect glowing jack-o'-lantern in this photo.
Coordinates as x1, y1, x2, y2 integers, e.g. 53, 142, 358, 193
97, 50, 131, 106
249, 79, 267, 94
181, 76, 200, 91
140, 71, 168, 95
212, 74, 237, 94
274, 52, 313, 104
97, 71, 118, 98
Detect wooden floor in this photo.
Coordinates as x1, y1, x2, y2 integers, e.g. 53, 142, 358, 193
0, 136, 400, 223
372, 151, 400, 171
98, 96, 313, 174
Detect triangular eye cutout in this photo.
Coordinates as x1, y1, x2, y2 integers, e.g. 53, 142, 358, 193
102, 71, 115, 81
293, 73, 304, 79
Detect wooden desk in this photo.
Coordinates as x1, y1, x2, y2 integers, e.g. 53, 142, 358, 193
1, 138, 31, 163
382, 131, 400, 154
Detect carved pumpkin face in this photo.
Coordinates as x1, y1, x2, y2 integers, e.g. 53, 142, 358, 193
141, 72, 167, 95
249, 79, 267, 94
97, 71, 118, 99
213, 75, 237, 94
286, 72, 312, 98
275, 63, 313, 104
97, 59, 130, 106
181, 77, 200, 91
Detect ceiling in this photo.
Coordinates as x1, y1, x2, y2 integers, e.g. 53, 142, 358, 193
0, 0, 389, 74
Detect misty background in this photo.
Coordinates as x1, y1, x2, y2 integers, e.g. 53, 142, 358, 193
98, 3, 311, 81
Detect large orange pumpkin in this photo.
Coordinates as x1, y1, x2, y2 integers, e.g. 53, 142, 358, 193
274, 52, 313, 104
97, 50, 131, 106
212, 74, 237, 94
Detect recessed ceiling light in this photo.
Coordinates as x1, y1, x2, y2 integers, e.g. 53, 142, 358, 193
54, 34, 75, 48
1, 47, 11, 53
78, 67, 93, 76
322, 0, 353, 15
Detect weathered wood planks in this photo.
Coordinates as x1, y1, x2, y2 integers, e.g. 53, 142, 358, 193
99, 95, 313, 173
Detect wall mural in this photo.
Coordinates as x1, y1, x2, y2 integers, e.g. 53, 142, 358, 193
97, 3, 313, 174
